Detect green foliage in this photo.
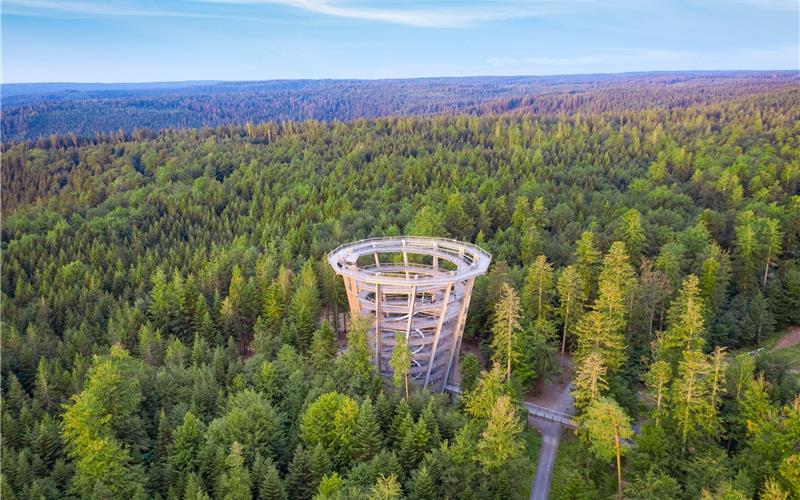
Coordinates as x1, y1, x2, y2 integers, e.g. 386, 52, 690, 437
300, 392, 359, 468
2, 83, 797, 500
490, 283, 522, 380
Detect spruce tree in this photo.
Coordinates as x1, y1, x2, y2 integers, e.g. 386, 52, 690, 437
408, 465, 437, 500
522, 255, 554, 322
310, 322, 337, 371
259, 458, 287, 500
353, 397, 383, 462
477, 395, 524, 470
490, 283, 522, 380
389, 333, 412, 399
309, 443, 332, 492
286, 444, 314, 500
657, 274, 706, 366
217, 442, 252, 500
556, 265, 585, 354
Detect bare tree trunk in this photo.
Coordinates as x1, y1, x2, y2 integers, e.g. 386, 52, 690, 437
614, 427, 623, 499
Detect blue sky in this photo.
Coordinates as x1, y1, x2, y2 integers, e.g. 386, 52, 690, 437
2, 0, 798, 83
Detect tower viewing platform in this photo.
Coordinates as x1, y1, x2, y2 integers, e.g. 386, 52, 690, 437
328, 236, 491, 391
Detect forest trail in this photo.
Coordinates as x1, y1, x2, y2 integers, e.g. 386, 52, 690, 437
772, 326, 800, 351
527, 354, 575, 500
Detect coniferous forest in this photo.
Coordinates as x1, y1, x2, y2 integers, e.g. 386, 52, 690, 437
1, 76, 800, 499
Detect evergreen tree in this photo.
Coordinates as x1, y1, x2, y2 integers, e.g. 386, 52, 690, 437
574, 231, 601, 299
389, 333, 412, 399
460, 353, 481, 394
408, 465, 437, 500
398, 419, 430, 471
618, 208, 646, 260
309, 443, 332, 492
310, 322, 338, 372
259, 458, 287, 500
353, 397, 383, 462
183, 473, 211, 500
286, 445, 314, 500
169, 412, 207, 486
643, 360, 671, 425
522, 255, 554, 321
290, 261, 320, 353
572, 351, 609, 410
671, 350, 714, 452
656, 274, 706, 366
217, 442, 252, 500
575, 310, 626, 372
579, 397, 633, 499
556, 265, 585, 354
464, 363, 506, 420
490, 283, 522, 380
369, 473, 402, 500
477, 395, 524, 470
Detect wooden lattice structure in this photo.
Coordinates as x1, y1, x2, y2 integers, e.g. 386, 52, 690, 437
328, 237, 491, 391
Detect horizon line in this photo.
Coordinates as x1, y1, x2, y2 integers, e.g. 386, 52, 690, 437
4, 68, 800, 86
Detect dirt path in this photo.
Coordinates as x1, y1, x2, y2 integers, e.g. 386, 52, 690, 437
527, 354, 574, 500
772, 326, 800, 351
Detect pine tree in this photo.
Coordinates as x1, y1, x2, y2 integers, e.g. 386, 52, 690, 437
643, 360, 671, 425
316, 472, 345, 498
460, 353, 481, 394
389, 333, 412, 399
762, 218, 782, 290
390, 398, 413, 446
290, 261, 320, 353
735, 210, 760, 290
619, 208, 646, 260
522, 255, 554, 322
671, 350, 714, 452
408, 465, 437, 500
286, 445, 314, 500
369, 474, 402, 500
490, 283, 522, 380
464, 363, 506, 420
656, 274, 706, 366
169, 412, 207, 484
310, 322, 338, 372
183, 473, 211, 500
420, 400, 441, 448
579, 397, 633, 499
513, 318, 556, 386
259, 458, 287, 500
353, 397, 383, 462
477, 395, 524, 470
398, 419, 430, 471
595, 241, 636, 327
572, 351, 608, 410
309, 443, 332, 492
574, 309, 625, 372
217, 442, 252, 500
556, 265, 585, 354
574, 231, 601, 299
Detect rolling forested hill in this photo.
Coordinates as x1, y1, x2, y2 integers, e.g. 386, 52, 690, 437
1, 77, 800, 499
3, 71, 798, 142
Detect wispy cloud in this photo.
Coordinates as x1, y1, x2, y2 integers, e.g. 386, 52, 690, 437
4, 0, 566, 27
196, 0, 560, 28
2, 0, 245, 19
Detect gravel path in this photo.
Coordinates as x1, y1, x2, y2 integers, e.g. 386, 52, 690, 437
527, 354, 574, 500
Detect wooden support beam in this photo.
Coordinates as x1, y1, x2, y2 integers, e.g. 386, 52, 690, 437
423, 283, 452, 388
374, 283, 382, 369
404, 285, 417, 340
442, 278, 474, 391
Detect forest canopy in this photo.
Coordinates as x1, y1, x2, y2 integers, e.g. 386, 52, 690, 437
1, 79, 799, 499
